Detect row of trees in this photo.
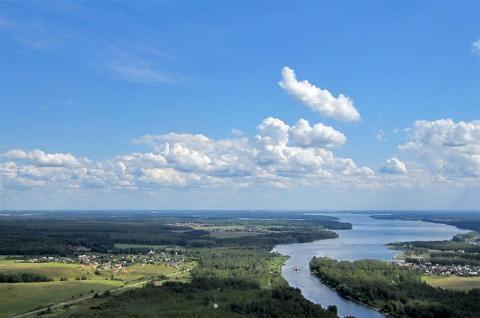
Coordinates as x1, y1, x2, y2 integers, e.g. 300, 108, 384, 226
0, 272, 52, 283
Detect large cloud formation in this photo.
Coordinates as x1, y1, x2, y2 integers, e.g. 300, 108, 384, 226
1, 117, 374, 192
3, 149, 84, 167
279, 66, 361, 122
399, 119, 480, 178
1, 118, 478, 200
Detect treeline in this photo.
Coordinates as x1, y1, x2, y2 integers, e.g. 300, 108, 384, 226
0, 216, 342, 256
390, 240, 480, 253
0, 272, 52, 283
0, 218, 212, 255
371, 213, 480, 232
310, 257, 480, 318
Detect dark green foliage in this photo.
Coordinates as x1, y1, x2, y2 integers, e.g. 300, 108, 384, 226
70, 247, 336, 317
227, 286, 332, 317
0, 272, 52, 283
391, 240, 480, 254
0, 218, 208, 255
0, 212, 344, 256
310, 257, 480, 318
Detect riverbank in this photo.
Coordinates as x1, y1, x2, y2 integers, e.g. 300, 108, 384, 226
307, 258, 387, 316
310, 257, 480, 318
274, 213, 469, 318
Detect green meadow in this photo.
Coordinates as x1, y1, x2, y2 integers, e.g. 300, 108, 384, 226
422, 275, 480, 291
0, 280, 122, 317
0, 260, 193, 317
0, 260, 98, 281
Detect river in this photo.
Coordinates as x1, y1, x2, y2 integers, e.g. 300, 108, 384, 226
273, 213, 470, 318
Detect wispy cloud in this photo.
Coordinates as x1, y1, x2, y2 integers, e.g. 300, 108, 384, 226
0, 16, 60, 50
0, 4, 186, 85
105, 61, 174, 83
472, 38, 480, 54
375, 130, 387, 141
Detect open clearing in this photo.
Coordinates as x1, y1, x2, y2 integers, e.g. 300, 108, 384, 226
114, 262, 195, 282
422, 275, 480, 291
0, 261, 97, 281
0, 280, 121, 317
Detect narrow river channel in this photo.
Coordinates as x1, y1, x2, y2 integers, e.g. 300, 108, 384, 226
273, 213, 469, 318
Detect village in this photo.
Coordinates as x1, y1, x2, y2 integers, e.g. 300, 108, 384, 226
25, 249, 188, 271
400, 262, 480, 277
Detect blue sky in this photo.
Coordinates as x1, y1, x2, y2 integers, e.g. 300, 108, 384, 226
0, 1, 479, 210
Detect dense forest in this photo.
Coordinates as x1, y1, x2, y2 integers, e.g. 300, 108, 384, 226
310, 257, 480, 318
0, 212, 346, 256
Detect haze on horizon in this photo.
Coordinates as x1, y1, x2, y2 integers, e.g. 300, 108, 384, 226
0, 1, 479, 210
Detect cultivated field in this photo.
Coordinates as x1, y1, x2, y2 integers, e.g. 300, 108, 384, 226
422, 275, 480, 291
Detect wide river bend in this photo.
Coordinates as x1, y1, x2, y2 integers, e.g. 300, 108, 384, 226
273, 213, 469, 318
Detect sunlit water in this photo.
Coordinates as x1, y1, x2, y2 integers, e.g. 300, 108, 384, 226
273, 213, 469, 318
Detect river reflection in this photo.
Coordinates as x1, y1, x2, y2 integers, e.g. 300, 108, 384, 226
273, 213, 469, 318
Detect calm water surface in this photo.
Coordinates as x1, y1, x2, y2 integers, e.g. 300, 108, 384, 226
273, 213, 469, 318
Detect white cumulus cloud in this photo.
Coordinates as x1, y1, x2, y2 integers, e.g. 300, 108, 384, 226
380, 157, 408, 174
399, 119, 480, 178
1, 117, 375, 192
289, 119, 346, 148
279, 66, 360, 122
2, 149, 83, 167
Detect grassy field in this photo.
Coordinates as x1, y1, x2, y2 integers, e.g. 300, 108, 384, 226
113, 243, 168, 250
0, 260, 195, 317
261, 254, 288, 288
42, 266, 195, 317
114, 262, 195, 282
0, 280, 122, 317
0, 261, 98, 281
422, 275, 480, 291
